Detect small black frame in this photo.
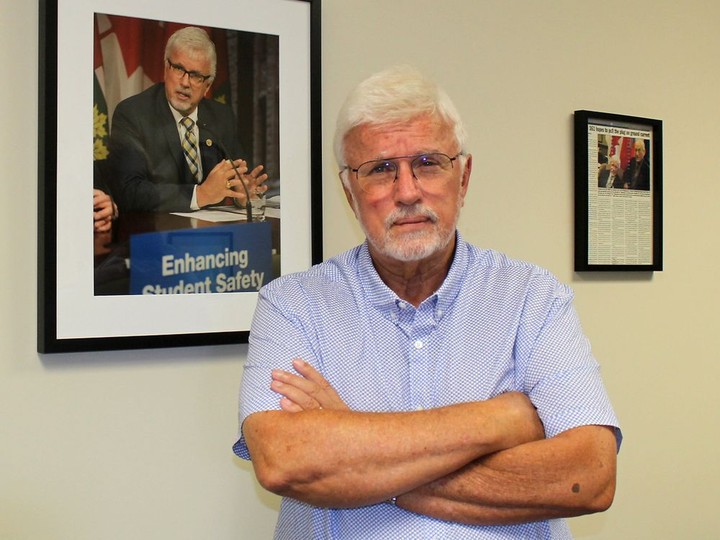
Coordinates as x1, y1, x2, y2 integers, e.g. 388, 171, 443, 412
574, 110, 663, 272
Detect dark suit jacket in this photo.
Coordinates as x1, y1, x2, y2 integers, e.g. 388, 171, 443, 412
623, 158, 650, 191
107, 83, 243, 212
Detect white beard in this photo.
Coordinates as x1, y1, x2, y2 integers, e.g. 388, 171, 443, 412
356, 200, 461, 262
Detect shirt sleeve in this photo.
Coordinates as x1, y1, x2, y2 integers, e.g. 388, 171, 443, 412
519, 276, 623, 450
233, 278, 320, 460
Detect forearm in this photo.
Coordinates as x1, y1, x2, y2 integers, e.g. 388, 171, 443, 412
397, 425, 618, 525
243, 395, 542, 508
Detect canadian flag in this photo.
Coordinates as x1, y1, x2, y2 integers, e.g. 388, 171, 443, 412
609, 135, 636, 170
93, 13, 230, 160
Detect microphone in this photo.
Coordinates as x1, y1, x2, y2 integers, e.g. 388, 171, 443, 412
199, 123, 254, 222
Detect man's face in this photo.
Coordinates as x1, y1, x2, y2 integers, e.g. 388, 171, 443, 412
342, 114, 471, 263
164, 47, 212, 115
634, 141, 646, 161
610, 161, 619, 174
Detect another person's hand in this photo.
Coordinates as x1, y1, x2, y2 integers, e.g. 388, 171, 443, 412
271, 359, 351, 413
93, 188, 118, 233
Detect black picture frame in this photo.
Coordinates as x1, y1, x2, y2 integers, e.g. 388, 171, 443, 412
38, 0, 322, 353
574, 110, 663, 272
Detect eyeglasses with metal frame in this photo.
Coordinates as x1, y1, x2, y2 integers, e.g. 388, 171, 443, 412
166, 59, 212, 86
343, 152, 463, 194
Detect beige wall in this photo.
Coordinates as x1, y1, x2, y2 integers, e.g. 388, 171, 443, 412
2, 0, 719, 538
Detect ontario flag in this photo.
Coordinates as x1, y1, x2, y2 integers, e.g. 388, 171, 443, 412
93, 13, 231, 161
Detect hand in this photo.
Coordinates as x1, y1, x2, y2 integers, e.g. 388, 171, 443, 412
239, 164, 269, 203
93, 189, 118, 233
196, 158, 249, 207
271, 359, 350, 413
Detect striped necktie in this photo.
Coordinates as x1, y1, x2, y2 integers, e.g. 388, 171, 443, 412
180, 116, 201, 181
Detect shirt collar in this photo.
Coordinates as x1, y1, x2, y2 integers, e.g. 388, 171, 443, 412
356, 231, 469, 320
168, 103, 199, 126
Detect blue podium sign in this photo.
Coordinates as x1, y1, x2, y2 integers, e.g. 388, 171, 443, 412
129, 222, 273, 295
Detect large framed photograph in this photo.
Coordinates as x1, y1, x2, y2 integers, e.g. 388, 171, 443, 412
38, 0, 322, 353
574, 110, 663, 272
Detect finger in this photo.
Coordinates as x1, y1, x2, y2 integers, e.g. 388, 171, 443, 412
272, 368, 333, 409
253, 173, 269, 187
271, 379, 319, 411
228, 167, 248, 180
93, 196, 110, 208
292, 359, 330, 386
242, 173, 267, 193
94, 219, 112, 233
289, 360, 349, 410
231, 158, 248, 172
248, 164, 265, 177
249, 171, 268, 184
272, 368, 321, 395
94, 206, 111, 219
279, 396, 305, 413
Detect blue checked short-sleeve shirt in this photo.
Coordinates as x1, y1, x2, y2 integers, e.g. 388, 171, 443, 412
234, 233, 622, 540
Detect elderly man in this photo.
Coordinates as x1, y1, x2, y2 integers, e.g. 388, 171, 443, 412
598, 156, 623, 188
234, 66, 621, 539
623, 139, 650, 190
108, 26, 266, 212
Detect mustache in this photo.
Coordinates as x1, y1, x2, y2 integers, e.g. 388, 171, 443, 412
173, 87, 192, 98
384, 204, 438, 228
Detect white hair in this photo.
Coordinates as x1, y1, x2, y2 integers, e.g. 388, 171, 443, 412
333, 66, 467, 176
164, 26, 217, 79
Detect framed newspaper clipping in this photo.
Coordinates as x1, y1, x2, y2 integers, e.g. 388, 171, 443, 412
574, 110, 663, 272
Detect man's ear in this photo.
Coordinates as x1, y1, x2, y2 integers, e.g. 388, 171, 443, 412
203, 79, 215, 97
461, 154, 472, 190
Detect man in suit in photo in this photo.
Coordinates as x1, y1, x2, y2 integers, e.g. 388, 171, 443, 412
107, 26, 267, 213
622, 139, 650, 191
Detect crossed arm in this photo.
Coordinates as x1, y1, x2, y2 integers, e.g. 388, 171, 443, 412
242, 360, 617, 525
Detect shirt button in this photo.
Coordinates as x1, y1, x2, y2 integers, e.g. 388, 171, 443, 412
414, 339, 423, 349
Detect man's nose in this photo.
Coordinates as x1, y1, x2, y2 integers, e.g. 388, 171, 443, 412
392, 162, 421, 202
